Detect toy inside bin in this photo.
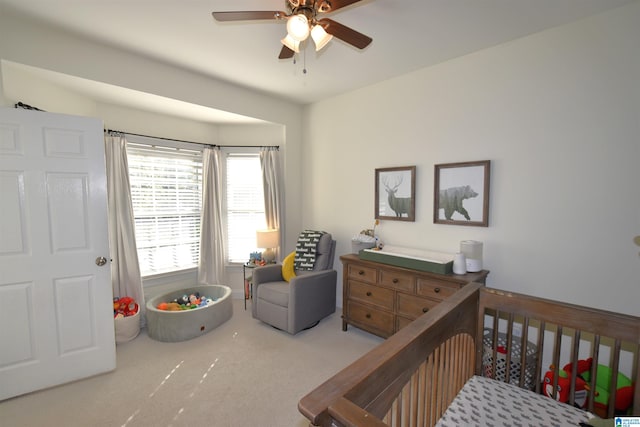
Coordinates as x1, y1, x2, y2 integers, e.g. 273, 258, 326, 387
482, 328, 538, 390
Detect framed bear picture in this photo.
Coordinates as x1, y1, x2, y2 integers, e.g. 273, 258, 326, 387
434, 160, 490, 227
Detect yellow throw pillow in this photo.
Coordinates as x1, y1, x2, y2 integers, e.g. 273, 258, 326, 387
282, 251, 296, 282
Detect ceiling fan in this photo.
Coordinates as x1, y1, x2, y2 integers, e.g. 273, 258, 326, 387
212, 0, 373, 59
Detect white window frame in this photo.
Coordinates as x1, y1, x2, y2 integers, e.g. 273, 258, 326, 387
221, 147, 266, 265
126, 135, 203, 279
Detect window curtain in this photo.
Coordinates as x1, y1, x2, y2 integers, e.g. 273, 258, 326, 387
198, 147, 225, 285
104, 133, 145, 325
260, 147, 282, 260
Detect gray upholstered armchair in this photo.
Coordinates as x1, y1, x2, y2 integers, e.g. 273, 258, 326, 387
251, 232, 337, 334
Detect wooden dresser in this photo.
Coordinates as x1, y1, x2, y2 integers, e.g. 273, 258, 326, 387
341, 253, 489, 338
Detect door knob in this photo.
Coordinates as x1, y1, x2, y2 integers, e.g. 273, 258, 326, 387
95, 256, 108, 266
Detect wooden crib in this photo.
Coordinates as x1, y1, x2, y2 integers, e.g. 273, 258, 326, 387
299, 283, 639, 426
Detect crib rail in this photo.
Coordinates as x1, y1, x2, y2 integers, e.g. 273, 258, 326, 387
478, 288, 640, 418
380, 332, 476, 426
299, 285, 640, 426
298, 282, 483, 427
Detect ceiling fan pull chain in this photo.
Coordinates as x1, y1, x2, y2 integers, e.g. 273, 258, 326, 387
303, 46, 308, 74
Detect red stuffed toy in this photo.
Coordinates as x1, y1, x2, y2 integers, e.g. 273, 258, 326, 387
543, 357, 634, 417
113, 296, 139, 318
543, 359, 590, 408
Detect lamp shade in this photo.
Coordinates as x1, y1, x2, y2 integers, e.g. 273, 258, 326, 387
281, 34, 301, 53
311, 24, 333, 51
256, 229, 279, 249
286, 14, 310, 41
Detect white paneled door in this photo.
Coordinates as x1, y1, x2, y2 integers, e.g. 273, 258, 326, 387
0, 108, 115, 400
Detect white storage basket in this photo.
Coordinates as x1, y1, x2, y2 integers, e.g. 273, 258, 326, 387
114, 309, 140, 343
482, 328, 538, 390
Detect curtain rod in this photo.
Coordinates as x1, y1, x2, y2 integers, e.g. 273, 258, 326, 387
104, 129, 279, 150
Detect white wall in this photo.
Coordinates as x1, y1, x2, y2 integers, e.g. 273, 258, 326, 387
0, 6, 304, 252
0, 8, 305, 300
2, 4, 638, 315
303, 3, 640, 315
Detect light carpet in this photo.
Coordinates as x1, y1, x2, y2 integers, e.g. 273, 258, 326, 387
0, 299, 383, 427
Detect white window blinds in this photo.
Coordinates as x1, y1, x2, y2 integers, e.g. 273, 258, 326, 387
127, 143, 202, 276
226, 153, 266, 263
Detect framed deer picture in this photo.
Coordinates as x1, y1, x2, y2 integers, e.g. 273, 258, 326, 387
375, 166, 416, 222
434, 160, 490, 227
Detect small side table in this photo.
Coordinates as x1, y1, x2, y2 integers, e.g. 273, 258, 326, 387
243, 262, 257, 310
243, 261, 276, 310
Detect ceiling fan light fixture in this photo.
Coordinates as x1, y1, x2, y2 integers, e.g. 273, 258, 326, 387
286, 14, 310, 41
281, 34, 301, 53
311, 24, 333, 51
318, 1, 332, 13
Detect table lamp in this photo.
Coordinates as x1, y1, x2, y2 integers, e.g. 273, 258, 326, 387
256, 229, 279, 263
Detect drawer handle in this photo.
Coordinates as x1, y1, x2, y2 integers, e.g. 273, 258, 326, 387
392, 278, 398, 283
358, 270, 365, 275
366, 291, 372, 297
434, 287, 441, 293
366, 313, 371, 319
422, 307, 429, 313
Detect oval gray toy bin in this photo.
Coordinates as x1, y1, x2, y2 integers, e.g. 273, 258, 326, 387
146, 284, 233, 342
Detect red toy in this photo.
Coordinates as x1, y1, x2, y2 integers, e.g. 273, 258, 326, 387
543, 358, 634, 417
543, 361, 590, 408
113, 296, 139, 318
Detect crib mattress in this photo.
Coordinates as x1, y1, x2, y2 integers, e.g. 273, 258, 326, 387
435, 375, 592, 427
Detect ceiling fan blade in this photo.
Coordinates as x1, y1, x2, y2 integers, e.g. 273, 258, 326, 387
212, 11, 286, 22
319, 18, 372, 49
279, 45, 295, 59
322, 0, 364, 13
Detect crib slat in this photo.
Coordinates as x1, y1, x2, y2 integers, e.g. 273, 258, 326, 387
518, 317, 529, 389
550, 325, 563, 400
416, 363, 426, 427
534, 320, 545, 394
606, 339, 622, 418
633, 349, 640, 417
409, 369, 418, 427
568, 329, 581, 408
504, 313, 514, 385
585, 334, 600, 414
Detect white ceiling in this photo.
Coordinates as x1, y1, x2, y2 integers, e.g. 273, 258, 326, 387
1, 0, 635, 121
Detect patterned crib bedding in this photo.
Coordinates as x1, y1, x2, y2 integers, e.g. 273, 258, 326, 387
435, 375, 592, 427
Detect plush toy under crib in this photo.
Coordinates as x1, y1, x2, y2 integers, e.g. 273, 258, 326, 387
542, 357, 634, 417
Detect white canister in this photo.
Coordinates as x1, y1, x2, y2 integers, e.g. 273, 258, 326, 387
460, 240, 483, 272
453, 252, 467, 275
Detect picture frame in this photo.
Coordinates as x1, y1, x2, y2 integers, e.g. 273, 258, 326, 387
375, 166, 416, 222
433, 160, 490, 227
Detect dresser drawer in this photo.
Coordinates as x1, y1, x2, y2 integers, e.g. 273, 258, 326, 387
347, 264, 377, 284
349, 280, 394, 310
397, 293, 440, 320
347, 301, 394, 336
416, 278, 459, 300
379, 270, 415, 293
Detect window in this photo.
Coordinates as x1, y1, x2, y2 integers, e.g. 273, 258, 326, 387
225, 152, 266, 263
127, 143, 202, 276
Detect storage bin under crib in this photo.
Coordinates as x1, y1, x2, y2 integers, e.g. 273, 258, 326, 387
482, 328, 538, 390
